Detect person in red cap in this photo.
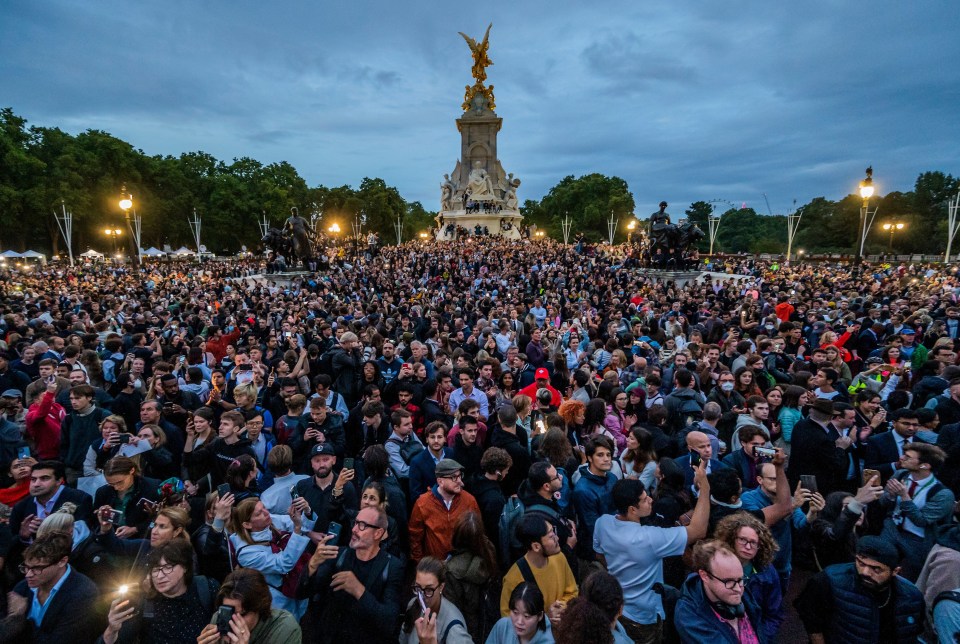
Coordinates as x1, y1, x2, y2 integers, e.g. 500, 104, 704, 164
519, 368, 562, 408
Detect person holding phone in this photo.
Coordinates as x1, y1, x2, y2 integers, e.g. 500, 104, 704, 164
400, 557, 472, 644
196, 568, 302, 644
102, 540, 220, 644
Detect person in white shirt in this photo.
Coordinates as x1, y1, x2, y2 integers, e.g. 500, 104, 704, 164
593, 464, 711, 643
259, 445, 309, 514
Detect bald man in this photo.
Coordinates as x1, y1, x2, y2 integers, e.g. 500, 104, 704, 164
676, 430, 731, 494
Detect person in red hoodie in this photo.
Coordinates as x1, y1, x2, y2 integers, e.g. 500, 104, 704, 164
25, 376, 65, 460
518, 368, 562, 408
205, 324, 242, 364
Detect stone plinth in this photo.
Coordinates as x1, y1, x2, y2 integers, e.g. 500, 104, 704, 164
435, 209, 523, 240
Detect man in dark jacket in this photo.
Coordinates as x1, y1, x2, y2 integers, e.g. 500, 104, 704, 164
10, 460, 94, 544
450, 415, 483, 481
572, 435, 617, 561
795, 536, 925, 643
675, 539, 769, 643
721, 424, 770, 490
408, 421, 453, 500
9, 533, 101, 644
664, 370, 705, 434
328, 332, 362, 407
303, 505, 403, 644
786, 399, 852, 495
58, 384, 111, 484
466, 447, 512, 548
489, 405, 529, 496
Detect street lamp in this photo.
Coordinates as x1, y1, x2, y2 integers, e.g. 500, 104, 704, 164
103, 228, 122, 255
118, 185, 141, 268
535, 230, 545, 239
419, 232, 428, 240
882, 222, 905, 254
328, 223, 340, 234
855, 167, 877, 265
627, 220, 637, 244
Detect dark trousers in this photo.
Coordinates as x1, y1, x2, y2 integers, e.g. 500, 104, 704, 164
618, 614, 663, 644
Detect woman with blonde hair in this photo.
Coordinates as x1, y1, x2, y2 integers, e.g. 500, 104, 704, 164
227, 496, 316, 618
38, 501, 117, 589
713, 512, 784, 640
513, 394, 533, 436
94, 503, 192, 576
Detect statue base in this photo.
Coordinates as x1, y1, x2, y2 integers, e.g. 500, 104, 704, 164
636, 269, 755, 287
258, 271, 314, 287
435, 208, 523, 240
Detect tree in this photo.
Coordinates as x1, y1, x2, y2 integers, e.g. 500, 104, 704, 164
533, 174, 634, 241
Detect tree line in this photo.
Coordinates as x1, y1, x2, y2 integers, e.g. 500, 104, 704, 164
0, 108, 435, 254
2, 106, 957, 255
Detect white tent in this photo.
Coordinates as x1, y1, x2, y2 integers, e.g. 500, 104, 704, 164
80, 249, 105, 258
20, 250, 46, 264
0, 250, 22, 258
173, 246, 195, 256
142, 247, 167, 257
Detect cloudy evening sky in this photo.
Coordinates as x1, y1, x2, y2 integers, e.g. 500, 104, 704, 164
2, 1, 958, 217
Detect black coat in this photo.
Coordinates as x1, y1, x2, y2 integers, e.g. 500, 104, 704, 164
863, 431, 929, 481
786, 418, 849, 495
12, 567, 102, 644
9, 485, 94, 538
92, 475, 161, 537
489, 426, 530, 497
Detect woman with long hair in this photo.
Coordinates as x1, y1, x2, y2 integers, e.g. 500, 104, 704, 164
485, 582, 554, 644
80, 349, 106, 388
568, 571, 630, 644
602, 388, 634, 455
809, 483, 882, 570
83, 414, 131, 476
776, 385, 806, 454
539, 428, 577, 509
619, 427, 657, 490
584, 398, 618, 453
824, 345, 853, 387
37, 501, 118, 590
401, 557, 474, 644
734, 366, 762, 399
133, 423, 178, 480
225, 454, 260, 502
714, 512, 783, 640
557, 399, 586, 447
853, 390, 889, 433
227, 496, 316, 618
0, 456, 34, 506
94, 504, 192, 577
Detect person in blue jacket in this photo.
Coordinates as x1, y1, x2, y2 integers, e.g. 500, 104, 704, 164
409, 421, 453, 501
572, 435, 617, 561
674, 540, 770, 644
713, 512, 784, 641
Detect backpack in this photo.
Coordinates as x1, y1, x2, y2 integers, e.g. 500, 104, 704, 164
232, 528, 312, 599
671, 395, 703, 432
387, 437, 425, 467
497, 497, 559, 570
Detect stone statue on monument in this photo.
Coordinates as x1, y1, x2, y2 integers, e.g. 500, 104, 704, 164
283, 206, 312, 265
466, 161, 496, 201
503, 176, 521, 210
441, 174, 455, 211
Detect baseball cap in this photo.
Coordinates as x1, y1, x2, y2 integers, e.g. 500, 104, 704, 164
310, 443, 336, 457
900, 328, 916, 336
535, 368, 549, 380
1, 389, 22, 399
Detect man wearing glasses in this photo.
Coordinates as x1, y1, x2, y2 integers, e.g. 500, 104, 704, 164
675, 540, 765, 644
302, 506, 403, 643
408, 459, 481, 562
7, 533, 100, 643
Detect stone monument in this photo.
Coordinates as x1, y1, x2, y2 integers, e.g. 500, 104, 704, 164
435, 23, 523, 240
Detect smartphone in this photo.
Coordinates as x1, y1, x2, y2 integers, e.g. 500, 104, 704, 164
752, 445, 777, 459
217, 483, 231, 499
799, 474, 819, 495
216, 605, 235, 635
327, 521, 343, 542
117, 434, 131, 444
179, 356, 186, 363
290, 485, 301, 501
343, 457, 354, 471
862, 468, 881, 485
689, 450, 702, 468
17, 446, 31, 460
105, 509, 124, 524
416, 588, 428, 614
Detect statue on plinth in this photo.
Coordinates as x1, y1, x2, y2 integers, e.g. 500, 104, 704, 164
503, 176, 521, 210
441, 174, 456, 211
459, 24, 496, 112
647, 201, 704, 266
466, 161, 496, 201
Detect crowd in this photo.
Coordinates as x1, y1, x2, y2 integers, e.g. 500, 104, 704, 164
0, 236, 958, 644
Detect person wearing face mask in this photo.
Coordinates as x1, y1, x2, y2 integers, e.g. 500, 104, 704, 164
795, 536, 925, 644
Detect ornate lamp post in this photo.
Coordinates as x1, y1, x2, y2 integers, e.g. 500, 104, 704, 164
118, 186, 141, 268
882, 222, 905, 254
855, 167, 877, 265
103, 228, 122, 255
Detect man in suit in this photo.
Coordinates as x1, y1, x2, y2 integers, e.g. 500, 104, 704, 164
829, 401, 871, 493
786, 399, 852, 495
865, 408, 928, 482
9, 532, 101, 643
676, 430, 730, 496
10, 460, 94, 545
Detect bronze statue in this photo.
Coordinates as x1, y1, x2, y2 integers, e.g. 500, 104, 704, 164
282, 207, 312, 267
647, 201, 704, 265
459, 24, 496, 111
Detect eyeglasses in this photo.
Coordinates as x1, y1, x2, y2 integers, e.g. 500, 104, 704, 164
411, 584, 440, 598
704, 569, 745, 590
354, 519, 385, 532
19, 562, 55, 576
441, 472, 464, 481
735, 536, 759, 549
150, 563, 177, 577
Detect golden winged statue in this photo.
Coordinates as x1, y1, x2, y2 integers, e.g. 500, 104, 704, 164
458, 23, 493, 84
459, 24, 496, 112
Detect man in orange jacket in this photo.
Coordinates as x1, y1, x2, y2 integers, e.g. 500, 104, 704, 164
408, 458, 482, 562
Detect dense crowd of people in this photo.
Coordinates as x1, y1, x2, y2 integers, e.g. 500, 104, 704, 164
0, 236, 958, 643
